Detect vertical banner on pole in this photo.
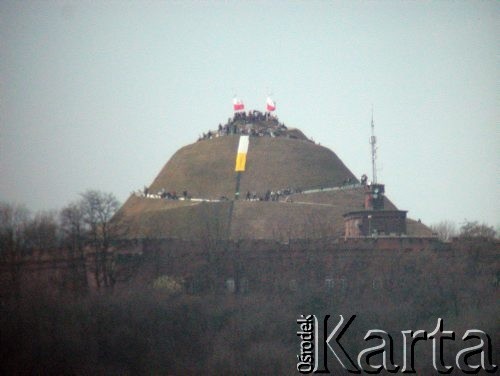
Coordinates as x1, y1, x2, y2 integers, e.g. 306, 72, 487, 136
234, 135, 249, 199
235, 135, 249, 172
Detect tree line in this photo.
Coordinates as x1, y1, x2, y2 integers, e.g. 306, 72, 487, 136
0, 189, 120, 291
430, 220, 498, 242
0, 191, 498, 374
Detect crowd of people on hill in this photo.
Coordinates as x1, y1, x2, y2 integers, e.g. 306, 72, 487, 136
137, 175, 367, 203
198, 110, 289, 141
135, 174, 368, 201
244, 187, 302, 202
140, 187, 190, 201
137, 185, 303, 203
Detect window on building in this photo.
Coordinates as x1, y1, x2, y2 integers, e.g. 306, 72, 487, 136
225, 278, 235, 293
325, 278, 335, 290
339, 278, 347, 291
240, 277, 249, 294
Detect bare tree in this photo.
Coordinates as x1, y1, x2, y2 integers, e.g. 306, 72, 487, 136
23, 210, 59, 255
80, 190, 120, 288
0, 203, 31, 258
60, 201, 85, 255
459, 220, 496, 240
60, 201, 88, 292
430, 220, 457, 242
0, 202, 30, 298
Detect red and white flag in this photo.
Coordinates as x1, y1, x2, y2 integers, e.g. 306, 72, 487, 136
266, 97, 276, 112
233, 98, 245, 112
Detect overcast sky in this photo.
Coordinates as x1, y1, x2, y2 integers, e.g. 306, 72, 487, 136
1, 1, 498, 227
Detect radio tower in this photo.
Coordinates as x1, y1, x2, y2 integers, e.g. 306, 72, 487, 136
370, 107, 377, 184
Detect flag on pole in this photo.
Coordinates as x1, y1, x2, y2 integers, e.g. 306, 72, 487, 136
233, 98, 245, 112
266, 97, 276, 112
235, 135, 249, 172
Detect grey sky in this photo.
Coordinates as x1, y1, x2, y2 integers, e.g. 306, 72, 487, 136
0, 1, 498, 227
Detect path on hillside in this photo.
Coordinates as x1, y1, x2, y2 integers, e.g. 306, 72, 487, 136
135, 183, 363, 203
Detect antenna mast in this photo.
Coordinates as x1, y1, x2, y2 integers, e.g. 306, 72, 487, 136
370, 108, 377, 184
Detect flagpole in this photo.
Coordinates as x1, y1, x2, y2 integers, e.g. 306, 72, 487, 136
234, 172, 241, 200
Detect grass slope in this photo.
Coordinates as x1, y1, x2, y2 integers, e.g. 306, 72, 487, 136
148, 135, 357, 199
113, 134, 432, 240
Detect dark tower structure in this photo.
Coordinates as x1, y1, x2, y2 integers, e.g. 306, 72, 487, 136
364, 183, 385, 210
343, 183, 407, 237
343, 114, 408, 238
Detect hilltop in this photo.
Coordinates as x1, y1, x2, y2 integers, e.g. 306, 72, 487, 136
113, 117, 432, 241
